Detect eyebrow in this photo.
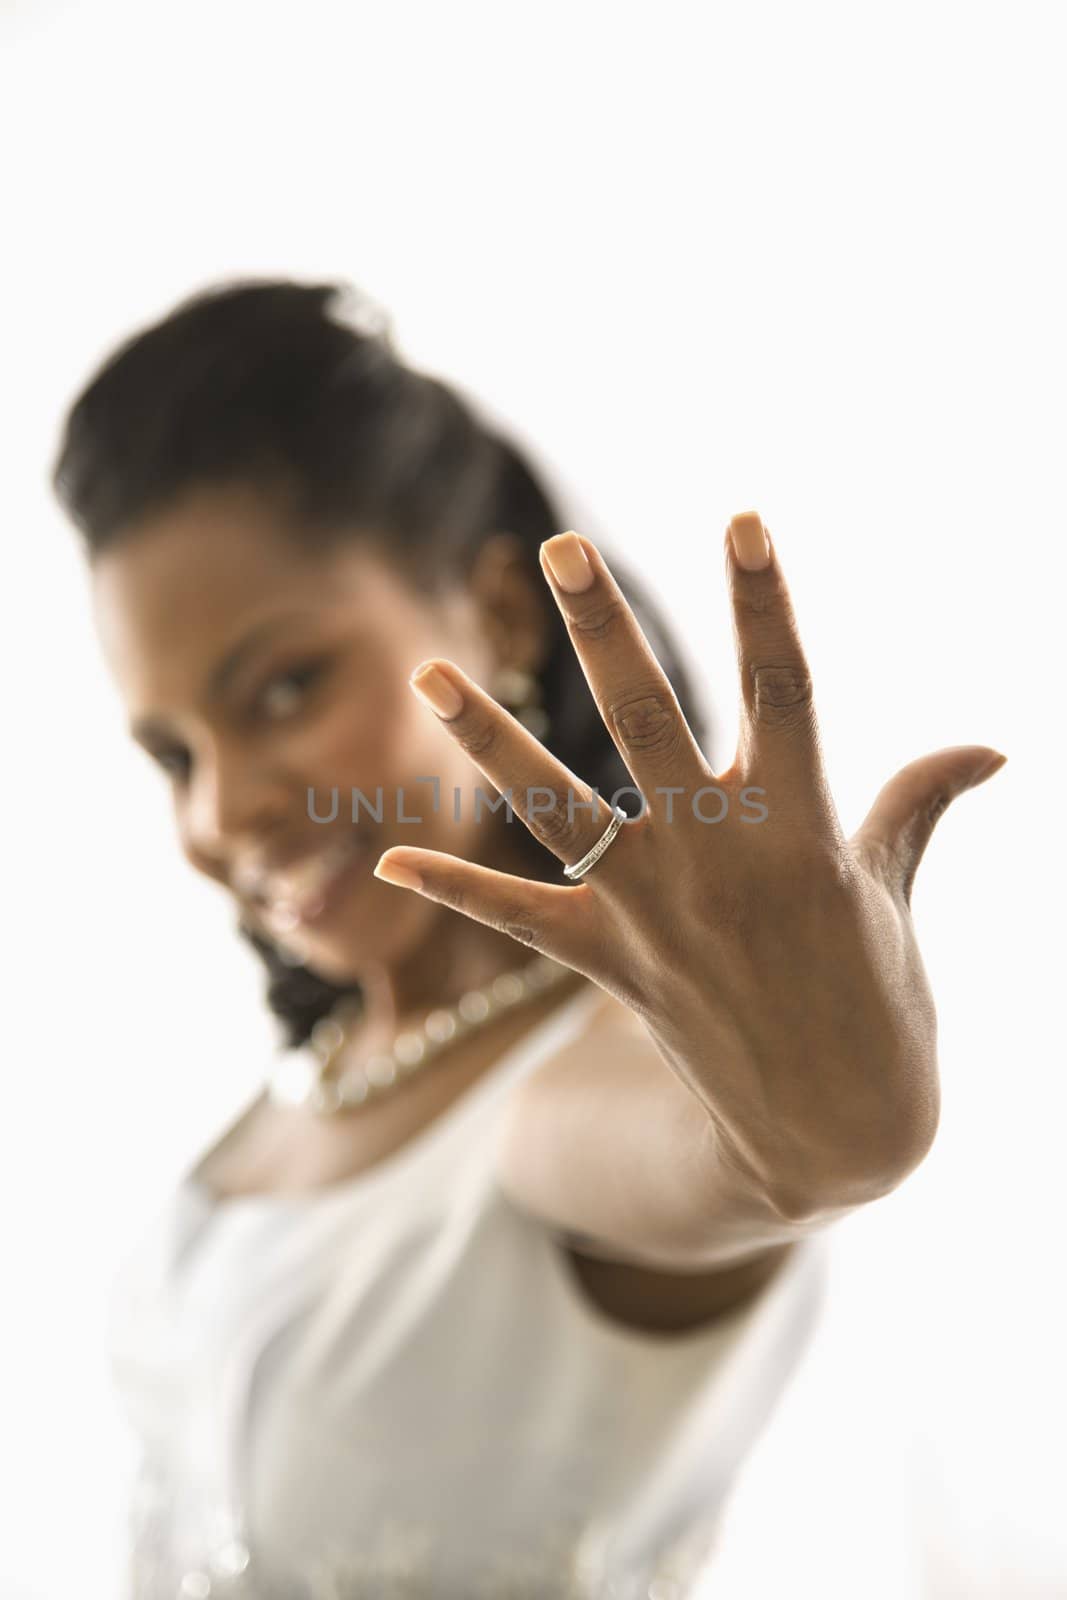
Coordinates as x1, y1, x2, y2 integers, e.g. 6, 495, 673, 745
129, 611, 318, 743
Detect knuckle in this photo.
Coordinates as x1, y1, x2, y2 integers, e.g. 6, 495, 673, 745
853, 834, 895, 881
568, 595, 625, 643
606, 689, 681, 759
531, 793, 581, 849
453, 715, 501, 762
777, 840, 857, 908
432, 876, 468, 915
497, 901, 543, 947
856, 834, 912, 905
750, 662, 814, 730
763, 1179, 819, 1226
925, 790, 951, 829
736, 582, 780, 620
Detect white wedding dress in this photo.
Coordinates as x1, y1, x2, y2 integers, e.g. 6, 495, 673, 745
105, 985, 838, 1599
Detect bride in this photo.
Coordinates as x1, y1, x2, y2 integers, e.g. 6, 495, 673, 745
52, 276, 1006, 1598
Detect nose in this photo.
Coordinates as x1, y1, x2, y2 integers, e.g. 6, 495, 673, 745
181, 740, 289, 867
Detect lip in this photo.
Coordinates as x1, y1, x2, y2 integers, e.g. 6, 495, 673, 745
236, 835, 369, 925
259, 837, 370, 931
293, 839, 370, 926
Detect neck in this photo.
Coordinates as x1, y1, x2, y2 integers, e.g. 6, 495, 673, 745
355, 831, 575, 1031
356, 919, 554, 1034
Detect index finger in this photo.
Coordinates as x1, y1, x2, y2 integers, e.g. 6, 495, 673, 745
539, 531, 709, 810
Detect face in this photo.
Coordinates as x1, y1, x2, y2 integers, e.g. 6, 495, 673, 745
91, 482, 548, 986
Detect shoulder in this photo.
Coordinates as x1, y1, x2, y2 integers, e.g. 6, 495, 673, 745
513, 984, 662, 1109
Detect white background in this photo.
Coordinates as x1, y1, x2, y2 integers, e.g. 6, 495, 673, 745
1, 1, 1063, 1594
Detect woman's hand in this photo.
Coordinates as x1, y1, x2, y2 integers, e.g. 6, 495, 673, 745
374, 515, 1006, 1223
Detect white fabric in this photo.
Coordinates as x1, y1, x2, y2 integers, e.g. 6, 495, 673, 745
106, 986, 833, 1599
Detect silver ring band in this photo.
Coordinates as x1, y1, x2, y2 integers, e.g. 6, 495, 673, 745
563, 804, 629, 881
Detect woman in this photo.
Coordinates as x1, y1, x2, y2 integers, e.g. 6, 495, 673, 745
53, 278, 1005, 1598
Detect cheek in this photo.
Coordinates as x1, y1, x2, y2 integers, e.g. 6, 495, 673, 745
308, 678, 477, 794
179, 824, 227, 885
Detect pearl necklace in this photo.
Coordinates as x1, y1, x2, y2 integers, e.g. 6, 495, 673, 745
267, 953, 574, 1116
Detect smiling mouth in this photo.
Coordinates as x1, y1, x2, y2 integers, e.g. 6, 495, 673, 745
239, 836, 370, 929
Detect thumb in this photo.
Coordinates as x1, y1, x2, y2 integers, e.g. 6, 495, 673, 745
851, 744, 1007, 907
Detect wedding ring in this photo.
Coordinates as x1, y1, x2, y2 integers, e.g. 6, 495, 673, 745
563, 804, 629, 881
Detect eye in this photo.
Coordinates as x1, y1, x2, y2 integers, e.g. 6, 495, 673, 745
148, 746, 191, 781
256, 660, 325, 721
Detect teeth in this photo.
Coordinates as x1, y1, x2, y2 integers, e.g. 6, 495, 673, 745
268, 903, 302, 934
264, 839, 361, 914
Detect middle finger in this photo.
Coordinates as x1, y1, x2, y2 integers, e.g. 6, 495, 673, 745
538, 532, 710, 810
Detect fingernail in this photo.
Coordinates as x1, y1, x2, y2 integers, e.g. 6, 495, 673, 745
410, 663, 464, 719
374, 855, 424, 890
975, 751, 1008, 782
542, 532, 594, 593
729, 513, 771, 572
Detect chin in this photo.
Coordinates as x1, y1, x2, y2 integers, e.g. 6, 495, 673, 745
295, 893, 433, 983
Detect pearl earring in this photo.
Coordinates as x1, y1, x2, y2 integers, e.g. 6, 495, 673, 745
490, 666, 551, 741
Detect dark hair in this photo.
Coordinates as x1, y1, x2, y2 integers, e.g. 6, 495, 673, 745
53, 278, 713, 1048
